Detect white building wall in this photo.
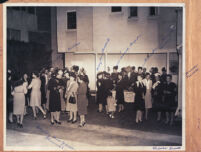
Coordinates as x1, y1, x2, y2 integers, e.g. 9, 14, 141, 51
93, 7, 159, 53
56, 7, 181, 90
57, 7, 93, 52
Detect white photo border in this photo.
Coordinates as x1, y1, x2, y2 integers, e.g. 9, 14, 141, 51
3, 2, 186, 151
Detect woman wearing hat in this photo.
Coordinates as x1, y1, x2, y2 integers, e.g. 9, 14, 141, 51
133, 75, 146, 123
116, 72, 125, 112
163, 74, 177, 125
152, 74, 163, 121
77, 75, 88, 127
28, 72, 46, 119
96, 72, 104, 112
12, 78, 28, 128
48, 70, 63, 125
103, 72, 113, 114
143, 73, 153, 120
65, 72, 79, 123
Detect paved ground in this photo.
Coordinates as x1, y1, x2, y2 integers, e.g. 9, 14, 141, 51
6, 97, 182, 150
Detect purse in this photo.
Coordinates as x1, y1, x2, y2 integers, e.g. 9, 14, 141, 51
69, 96, 76, 104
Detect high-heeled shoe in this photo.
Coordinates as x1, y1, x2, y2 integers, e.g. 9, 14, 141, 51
78, 122, 86, 127
51, 121, 54, 125
19, 124, 23, 128
43, 114, 47, 119
67, 119, 72, 123
34, 116, 37, 120
72, 120, 77, 124
54, 120, 61, 125
78, 124, 84, 127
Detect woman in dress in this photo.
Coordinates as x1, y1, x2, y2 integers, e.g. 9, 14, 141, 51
62, 72, 70, 112
48, 70, 63, 125
23, 73, 30, 115
96, 72, 104, 112
12, 78, 28, 128
103, 72, 114, 114
45, 70, 52, 111
77, 75, 88, 127
28, 72, 46, 119
163, 74, 177, 125
152, 74, 163, 121
116, 73, 125, 112
143, 73, 153, 120
65, 72, 79, 123
133, 75, 146, 123
7, 70, 14, 123
40, 71, 47, 113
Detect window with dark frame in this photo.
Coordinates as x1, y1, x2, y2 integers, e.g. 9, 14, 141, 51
149, 7, 158, 16
67, 11, 77, 30
129, 7, 138, 17
111, 7, 122, 12
27, 7, 35, 14
12, 7, 20, 11
20, 7, 26, 11
7, 28, 21, 41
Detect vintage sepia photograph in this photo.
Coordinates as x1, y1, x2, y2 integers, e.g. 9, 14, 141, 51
3, 3, 185, 151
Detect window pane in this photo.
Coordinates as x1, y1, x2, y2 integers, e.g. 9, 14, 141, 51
130, 7, 138, 17
111, 7, 122, 12
21, 7, 26, 11
8, 29, 21, 41
12, 7, 20, 11
150, 7, 157, 16
27, 7, 35, 14
67, 12, 77, 29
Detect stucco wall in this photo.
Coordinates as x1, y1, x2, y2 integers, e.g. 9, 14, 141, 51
57, 7, 93, 52
93, 7, 159, 53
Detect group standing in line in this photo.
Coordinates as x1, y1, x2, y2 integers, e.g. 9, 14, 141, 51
7, 65, 177, 128
96, 66, 177, 125
7, 66, 89, 128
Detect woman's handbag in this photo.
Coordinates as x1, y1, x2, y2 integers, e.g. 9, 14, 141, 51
69, 96, 76, 104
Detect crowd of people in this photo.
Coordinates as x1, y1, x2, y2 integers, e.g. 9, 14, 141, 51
7, 66, 89, 128
96, 66, 177, 125
6, 64, 177, 129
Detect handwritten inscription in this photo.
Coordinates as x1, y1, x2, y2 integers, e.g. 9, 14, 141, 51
153, 146, 181, 150
68, 42, 80, 51
116, 35, 141, 66
96, 38, 110, 71
186, 64, 199, 78
142, 27, 175, 66
36, 125, 74, 150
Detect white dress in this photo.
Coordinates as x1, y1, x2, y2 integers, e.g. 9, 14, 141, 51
13, 82, 28, 115
28, 78, 41, 107
65, 80, 78, 112
143, 79, 153, 109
